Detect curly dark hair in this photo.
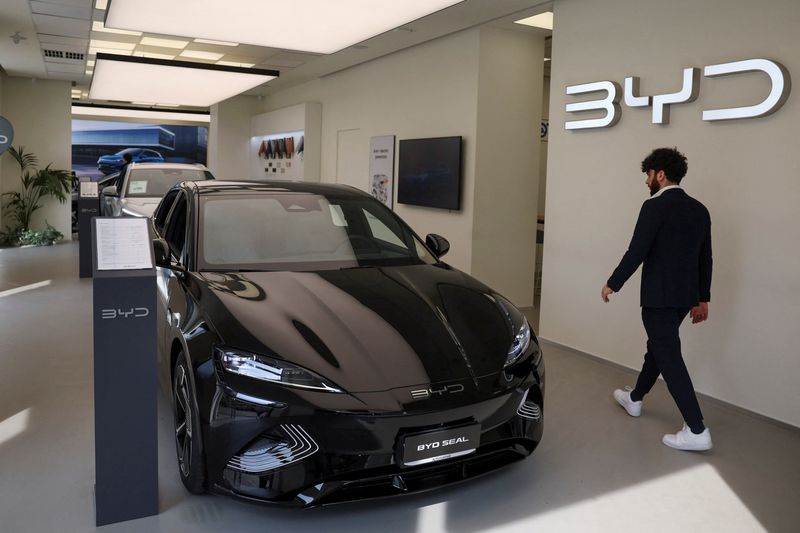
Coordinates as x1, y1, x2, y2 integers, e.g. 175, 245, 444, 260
641, 147, 688, 183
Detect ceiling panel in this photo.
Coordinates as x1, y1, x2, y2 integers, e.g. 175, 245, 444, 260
32, 13, 90, 38
37, 33, 88, 47
45, 62, 85, 73
30, 0, 92, 19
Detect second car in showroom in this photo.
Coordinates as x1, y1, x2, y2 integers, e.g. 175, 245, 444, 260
101, 162, 214, 217
97, 147, 164, 174
152, 180, 545, 506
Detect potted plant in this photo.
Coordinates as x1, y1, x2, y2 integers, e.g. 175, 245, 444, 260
1, 146, 71, 246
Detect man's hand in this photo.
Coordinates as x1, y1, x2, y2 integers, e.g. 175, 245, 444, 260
690, 302, 709, 324
601, 284, 614, 303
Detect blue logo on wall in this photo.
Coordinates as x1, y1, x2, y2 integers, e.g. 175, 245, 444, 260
0, 116, 13, 156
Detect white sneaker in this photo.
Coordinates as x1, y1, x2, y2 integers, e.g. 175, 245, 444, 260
662, 424, 713, 451
613, 387, 642, 417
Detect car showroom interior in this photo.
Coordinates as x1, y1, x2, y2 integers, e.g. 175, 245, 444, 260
0, 0, 798, 532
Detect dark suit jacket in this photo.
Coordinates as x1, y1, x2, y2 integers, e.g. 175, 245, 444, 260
607, 188, 712, 308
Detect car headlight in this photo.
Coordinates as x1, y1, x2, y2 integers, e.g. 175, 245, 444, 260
505, 320, 532, 368
216, 347, 344, 393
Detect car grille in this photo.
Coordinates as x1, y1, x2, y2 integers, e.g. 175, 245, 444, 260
227, 424, 319, 474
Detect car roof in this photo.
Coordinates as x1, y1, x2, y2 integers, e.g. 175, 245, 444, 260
128, 162, 209, 171
183, 180, 369, 199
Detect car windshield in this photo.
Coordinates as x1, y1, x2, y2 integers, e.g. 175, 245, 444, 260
199, 192, 437, 271
125, 168, 214, 197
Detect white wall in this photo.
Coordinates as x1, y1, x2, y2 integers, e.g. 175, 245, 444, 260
258, 29, 483, 274
208, 95, 259, 179
472, 27, 544, 307
542, 0, 800, 426
0, 77, 71, 238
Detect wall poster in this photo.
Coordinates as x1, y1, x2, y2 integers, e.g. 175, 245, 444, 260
369, 135, 395, 208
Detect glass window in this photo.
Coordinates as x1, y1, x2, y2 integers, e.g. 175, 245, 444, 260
154, 189, 180, 234
164, 194, 187, 260
125, 168, 214, 198
199, 193, 436, 271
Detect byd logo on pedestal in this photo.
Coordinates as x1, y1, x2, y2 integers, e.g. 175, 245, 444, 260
564, 58, 791, 130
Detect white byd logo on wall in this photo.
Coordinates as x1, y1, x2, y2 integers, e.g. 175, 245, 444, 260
565, 58, 791, 130
0, 116, 14, 155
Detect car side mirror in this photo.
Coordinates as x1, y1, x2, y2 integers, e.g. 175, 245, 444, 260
426, 233, 450, 258
152, 238, 170, 267
102, 185, 118, 197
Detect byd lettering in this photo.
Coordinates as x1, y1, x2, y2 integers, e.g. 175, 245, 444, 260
410, 384, 465, 400
565, 59, 791, 130
416, 436, 471, 452
101, 307, 150, 319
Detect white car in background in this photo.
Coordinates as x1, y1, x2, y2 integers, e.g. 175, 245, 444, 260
101, 162, 214, 218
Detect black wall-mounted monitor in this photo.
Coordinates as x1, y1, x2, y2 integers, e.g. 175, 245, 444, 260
397, 136, 462, 210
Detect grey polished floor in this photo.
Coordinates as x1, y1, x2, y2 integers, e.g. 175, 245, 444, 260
1, 243, 798, 533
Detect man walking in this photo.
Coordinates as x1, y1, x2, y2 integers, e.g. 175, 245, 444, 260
601, 147, 713, 451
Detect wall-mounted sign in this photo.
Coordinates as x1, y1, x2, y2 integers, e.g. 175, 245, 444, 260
369, 135, 395, 208
565, 58, 791, 130
0, 116, 14, 155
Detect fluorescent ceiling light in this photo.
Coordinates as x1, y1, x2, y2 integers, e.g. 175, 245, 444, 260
194, 38, 238, 47
95, 0, 108, 9
72, 105, 211, 123
180, 50, 225, 61
106, 0, 465, 54
92, 21, 141, 36
217, 61, 255, 68
85, 70, 93, 75
89, 54, 278, 107
87, 60, 95, 67
89, 39, 136, 51
140, 37, 189, 49
514, 12, 553, 30
133, 51, 176, 60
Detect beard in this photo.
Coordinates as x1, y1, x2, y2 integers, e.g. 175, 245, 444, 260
649, 180, 660, 196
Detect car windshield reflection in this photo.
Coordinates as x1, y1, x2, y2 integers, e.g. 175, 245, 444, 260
199, 193, 436, 271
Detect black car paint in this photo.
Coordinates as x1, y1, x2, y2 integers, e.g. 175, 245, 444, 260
155, 181, 544, 506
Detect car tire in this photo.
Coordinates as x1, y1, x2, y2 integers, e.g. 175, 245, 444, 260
173, 351, 207, 494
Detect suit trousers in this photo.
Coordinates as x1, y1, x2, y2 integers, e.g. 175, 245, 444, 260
631, 307, 704, 430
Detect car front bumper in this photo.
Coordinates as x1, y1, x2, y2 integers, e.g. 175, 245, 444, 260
195, 358, 545, 507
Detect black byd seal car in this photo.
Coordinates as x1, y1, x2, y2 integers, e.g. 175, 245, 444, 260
151, 180, 545, 506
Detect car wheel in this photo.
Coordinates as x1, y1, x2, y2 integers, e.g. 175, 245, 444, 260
173, 351, 207, 494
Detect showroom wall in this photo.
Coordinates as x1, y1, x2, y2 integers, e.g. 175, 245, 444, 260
208, 94, 260, 179
0, 76, 72, 239
472, 26, 543, 308
253, 27, 544, 306
541, 0, 800, 426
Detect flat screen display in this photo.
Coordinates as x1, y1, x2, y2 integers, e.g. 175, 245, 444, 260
397, 136, 462, 210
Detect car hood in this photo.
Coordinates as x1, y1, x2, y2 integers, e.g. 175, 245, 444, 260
194, 264, 519, 393
120, 198, 160, 217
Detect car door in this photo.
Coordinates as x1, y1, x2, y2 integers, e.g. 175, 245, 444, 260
159, 191, 191, 360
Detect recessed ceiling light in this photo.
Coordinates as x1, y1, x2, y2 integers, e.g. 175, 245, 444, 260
89, 39, 136, 51
179, 50, 225, 61
194, 38, 238, 47
89, 53, 279, 107
140, 37, 189, 49
514, 12, 553, 30
87, 60, 95, 67
545, 58, 551, 62
107, 0, 464, 54
92, 21, 142, 36
86, 70, 93, 75
216, 60, 255, 68
133, 51, 176, 60
95, 0, 108, 9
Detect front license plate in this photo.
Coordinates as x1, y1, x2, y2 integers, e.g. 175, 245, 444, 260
401, 424, 481, 467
